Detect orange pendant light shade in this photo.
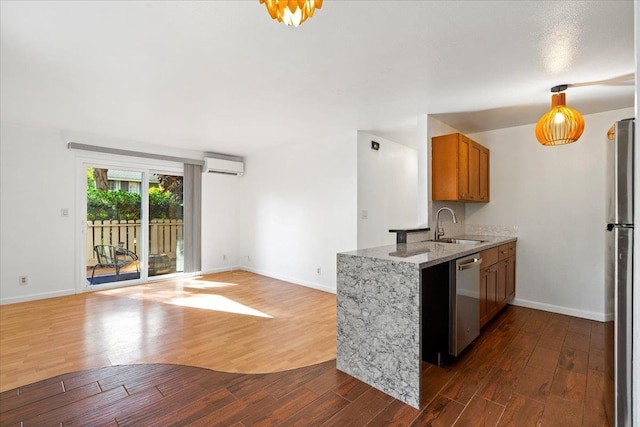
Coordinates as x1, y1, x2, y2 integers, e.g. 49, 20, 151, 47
259, 0, 323, 27
535, 92, 585, 146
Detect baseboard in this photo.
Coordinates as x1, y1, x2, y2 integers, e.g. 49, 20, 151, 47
511, 297, 613, 322
0, 267, 336, 304
197, 265, 241, 275
0, 289, 76, 305
240, 266, 336, 294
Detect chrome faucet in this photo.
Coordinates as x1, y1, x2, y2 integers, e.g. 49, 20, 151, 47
435, 207, 458, 240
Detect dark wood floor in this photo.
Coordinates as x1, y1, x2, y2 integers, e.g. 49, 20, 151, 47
0, 306, 613, 426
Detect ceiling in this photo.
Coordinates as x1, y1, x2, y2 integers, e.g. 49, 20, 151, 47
0, 1, 635, 154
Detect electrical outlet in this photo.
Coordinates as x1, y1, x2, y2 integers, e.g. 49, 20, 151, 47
362, 210, 368, 219
317, 267, 321, 275
19, 276, 28, 286
223, 254, 226, 261
60, 208, 69, 217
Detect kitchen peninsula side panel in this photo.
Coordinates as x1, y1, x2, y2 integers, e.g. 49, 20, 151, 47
336, 253, 421, 408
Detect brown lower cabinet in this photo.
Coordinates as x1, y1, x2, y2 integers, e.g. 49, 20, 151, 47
480, 242, 516, 328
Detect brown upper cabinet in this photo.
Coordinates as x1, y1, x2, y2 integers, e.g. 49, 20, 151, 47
432, 133, 490, 202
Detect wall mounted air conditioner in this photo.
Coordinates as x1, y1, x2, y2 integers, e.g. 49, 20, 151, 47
204, 157, 244, 176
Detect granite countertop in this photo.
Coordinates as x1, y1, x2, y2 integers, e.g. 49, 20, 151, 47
339, 235, 517, 269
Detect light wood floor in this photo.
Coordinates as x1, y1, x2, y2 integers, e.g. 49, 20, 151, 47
0, 270, 337, 392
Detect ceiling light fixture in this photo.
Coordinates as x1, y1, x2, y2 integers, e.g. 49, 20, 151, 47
259, 0, 323, 27
535, 84, 585, 146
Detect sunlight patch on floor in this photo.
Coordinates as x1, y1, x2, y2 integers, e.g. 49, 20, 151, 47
170, 295, 273, 318
183, 280, 239, 290
99, 279, 270, 318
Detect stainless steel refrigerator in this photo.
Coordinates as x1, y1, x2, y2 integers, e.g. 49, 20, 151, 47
606, 117, 634, 427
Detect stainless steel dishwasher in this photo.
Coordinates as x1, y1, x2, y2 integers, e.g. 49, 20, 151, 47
450, 253, 482, 356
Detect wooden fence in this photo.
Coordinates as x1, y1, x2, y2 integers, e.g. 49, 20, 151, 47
87, 219, 183, 265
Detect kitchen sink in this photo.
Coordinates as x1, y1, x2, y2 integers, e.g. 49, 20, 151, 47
431, 238, 485, 245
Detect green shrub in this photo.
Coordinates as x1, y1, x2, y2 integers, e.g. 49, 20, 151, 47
87, 178, 182, 221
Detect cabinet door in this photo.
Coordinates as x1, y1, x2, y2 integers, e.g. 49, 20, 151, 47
480, 267, 489, 327
479, 147, 490, 202
458, 137, 470, 201
432, 133, 460, 201
506, 256, 516, 301
469, 142, 481, 201
487, 266, 498, 318
497, 259, 508, 309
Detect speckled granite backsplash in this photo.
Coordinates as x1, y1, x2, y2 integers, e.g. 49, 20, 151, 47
464, 224, 518, 237
430, 223, 518, 240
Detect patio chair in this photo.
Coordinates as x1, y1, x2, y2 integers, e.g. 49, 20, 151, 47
90, 245, 139, 285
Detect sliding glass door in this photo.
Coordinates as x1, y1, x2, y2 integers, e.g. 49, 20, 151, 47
148, 172, 184, 278
86, 167, 143, 285
83, 163, 185, 288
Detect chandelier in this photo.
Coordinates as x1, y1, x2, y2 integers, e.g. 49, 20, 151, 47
259, 0, 323, 27
535, 85, 585, 146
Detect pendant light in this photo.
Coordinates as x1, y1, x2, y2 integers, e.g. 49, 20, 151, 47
535, 84, 585, 146
259, 0, 323, 27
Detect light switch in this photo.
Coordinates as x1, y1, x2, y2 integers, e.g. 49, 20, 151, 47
61, 208, 69, 217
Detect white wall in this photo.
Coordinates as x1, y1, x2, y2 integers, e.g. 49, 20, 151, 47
417, 115, 428, 225
200, 172, 241, 273
466, 107, 634, 321
357, 131, 418, 249
0, 122, 239, 304
1, 123, 77, 303
1, 121, 356, 301
238, 132, 357, 294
